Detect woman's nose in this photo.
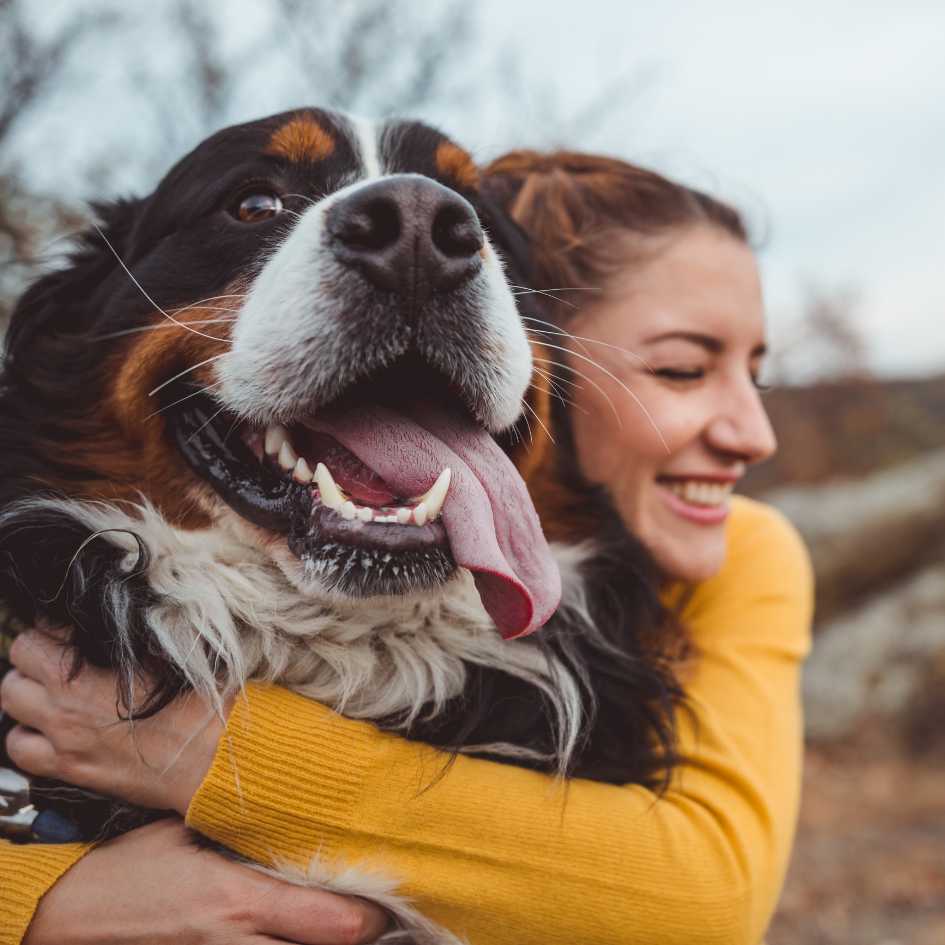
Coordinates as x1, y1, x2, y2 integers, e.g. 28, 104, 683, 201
705, 386, 778, 464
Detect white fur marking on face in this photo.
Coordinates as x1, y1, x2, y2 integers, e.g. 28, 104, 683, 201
214, 172, 534, 432
348, 114, 382, 179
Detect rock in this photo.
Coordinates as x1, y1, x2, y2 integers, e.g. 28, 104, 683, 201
803, 563, 945, 740
766, 448, 945, 621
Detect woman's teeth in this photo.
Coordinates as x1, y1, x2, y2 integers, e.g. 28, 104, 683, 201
663, 480, 733, 507
263, 423, 450, 526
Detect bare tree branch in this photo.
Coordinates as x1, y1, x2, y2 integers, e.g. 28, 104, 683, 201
0, 0, 118, 153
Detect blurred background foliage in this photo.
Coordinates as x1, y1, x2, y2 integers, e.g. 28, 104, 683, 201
1, 2, 943, 942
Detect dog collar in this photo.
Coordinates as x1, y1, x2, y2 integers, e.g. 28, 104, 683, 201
1, 766, 85, 843
0, 766, 38, 840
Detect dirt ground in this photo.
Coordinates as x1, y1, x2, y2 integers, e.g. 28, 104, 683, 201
768, 733, 945, 945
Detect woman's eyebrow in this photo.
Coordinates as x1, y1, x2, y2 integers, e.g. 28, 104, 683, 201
643, 331, 723, 352
643, 331, 767, 358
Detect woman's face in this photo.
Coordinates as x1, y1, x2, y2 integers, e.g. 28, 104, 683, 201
567, 224, 776, 582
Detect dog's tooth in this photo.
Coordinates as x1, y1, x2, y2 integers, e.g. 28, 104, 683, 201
341, 500, 357, 520
278, 440, 298, 471
293, 457, 314, 484
356, 506, 373, 523
315, 463, 344, 510
264, 424, 289, 456
396, 507, 411, 525
413, 502, 429, 527
417, 468, 451, 521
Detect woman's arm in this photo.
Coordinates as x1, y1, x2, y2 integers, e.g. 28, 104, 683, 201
1, 498, 812, 945
187, 498, 812, 945
2, 819, 388, 945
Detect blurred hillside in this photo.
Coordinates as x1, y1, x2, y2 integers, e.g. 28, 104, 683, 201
743, 373, 945, 494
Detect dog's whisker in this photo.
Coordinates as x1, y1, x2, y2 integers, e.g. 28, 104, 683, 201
519, 398, 555, 445
511, 285, 603, 313
144, 381, 225, 421
222, 414, 243, 448
148, 354, 228, 398
510, 287, 579, 309
518, 403, 535, 445
172, 292, 249, 312
93, 318, 238, 341
169, 306, 242, 316
532, 342, 668, 452
510, 284, 602, 294
531, 366, 585, 413
185, 402, 230, 446
92, 224, 235, 343
523, 316, 653, 370
533, 356, 623, 429
534, 366, 583, 393
527, 325, 598, 365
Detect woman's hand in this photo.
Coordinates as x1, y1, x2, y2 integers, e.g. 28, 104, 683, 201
24, 818, 389, 945
1, 628, 225, 814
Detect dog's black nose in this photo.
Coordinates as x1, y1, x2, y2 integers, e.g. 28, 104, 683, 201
327, 176, 483, 301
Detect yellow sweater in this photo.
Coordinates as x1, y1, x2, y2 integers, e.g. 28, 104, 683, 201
0, 497, 812, 944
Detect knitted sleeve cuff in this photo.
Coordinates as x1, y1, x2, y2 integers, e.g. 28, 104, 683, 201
0, 841, 91, 945
186, 683, 380, 867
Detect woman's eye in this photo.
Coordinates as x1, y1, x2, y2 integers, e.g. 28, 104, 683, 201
654, 368, 704, 382
233, 192, 283, 223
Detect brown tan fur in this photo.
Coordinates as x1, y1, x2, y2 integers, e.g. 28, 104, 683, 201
39, 303, 238, 528
435, 141, 479, 191
266, 116, 336, 163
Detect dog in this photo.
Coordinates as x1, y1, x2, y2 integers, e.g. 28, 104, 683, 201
0, 109, 682, 942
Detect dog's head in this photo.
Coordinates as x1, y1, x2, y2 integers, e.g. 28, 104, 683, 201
2, 109, 560, 639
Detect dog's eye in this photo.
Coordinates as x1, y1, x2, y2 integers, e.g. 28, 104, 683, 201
234, 192, 283, 223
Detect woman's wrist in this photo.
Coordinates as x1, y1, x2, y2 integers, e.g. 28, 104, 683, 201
161, 694, 231, 816
1, 630, 233, 814
21, 819, 389, 945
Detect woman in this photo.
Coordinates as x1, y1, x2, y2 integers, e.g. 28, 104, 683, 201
0, 152, 812, 945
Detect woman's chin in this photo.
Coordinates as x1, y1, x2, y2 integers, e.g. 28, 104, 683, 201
648, 522, 728, 584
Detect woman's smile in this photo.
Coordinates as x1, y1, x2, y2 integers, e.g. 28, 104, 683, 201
654, 475, 737, 526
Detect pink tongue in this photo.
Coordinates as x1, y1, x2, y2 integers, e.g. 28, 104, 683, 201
304, 405, 561, 638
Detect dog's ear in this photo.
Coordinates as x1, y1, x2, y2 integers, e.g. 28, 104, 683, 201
4, 198, 142, 369
477, 186, 535, 301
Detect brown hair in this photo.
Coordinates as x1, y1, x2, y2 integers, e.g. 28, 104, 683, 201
483, 150, 747, 315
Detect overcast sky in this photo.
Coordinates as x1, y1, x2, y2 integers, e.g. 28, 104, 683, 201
13, 0, 944, 379
459, 0, 945, 379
